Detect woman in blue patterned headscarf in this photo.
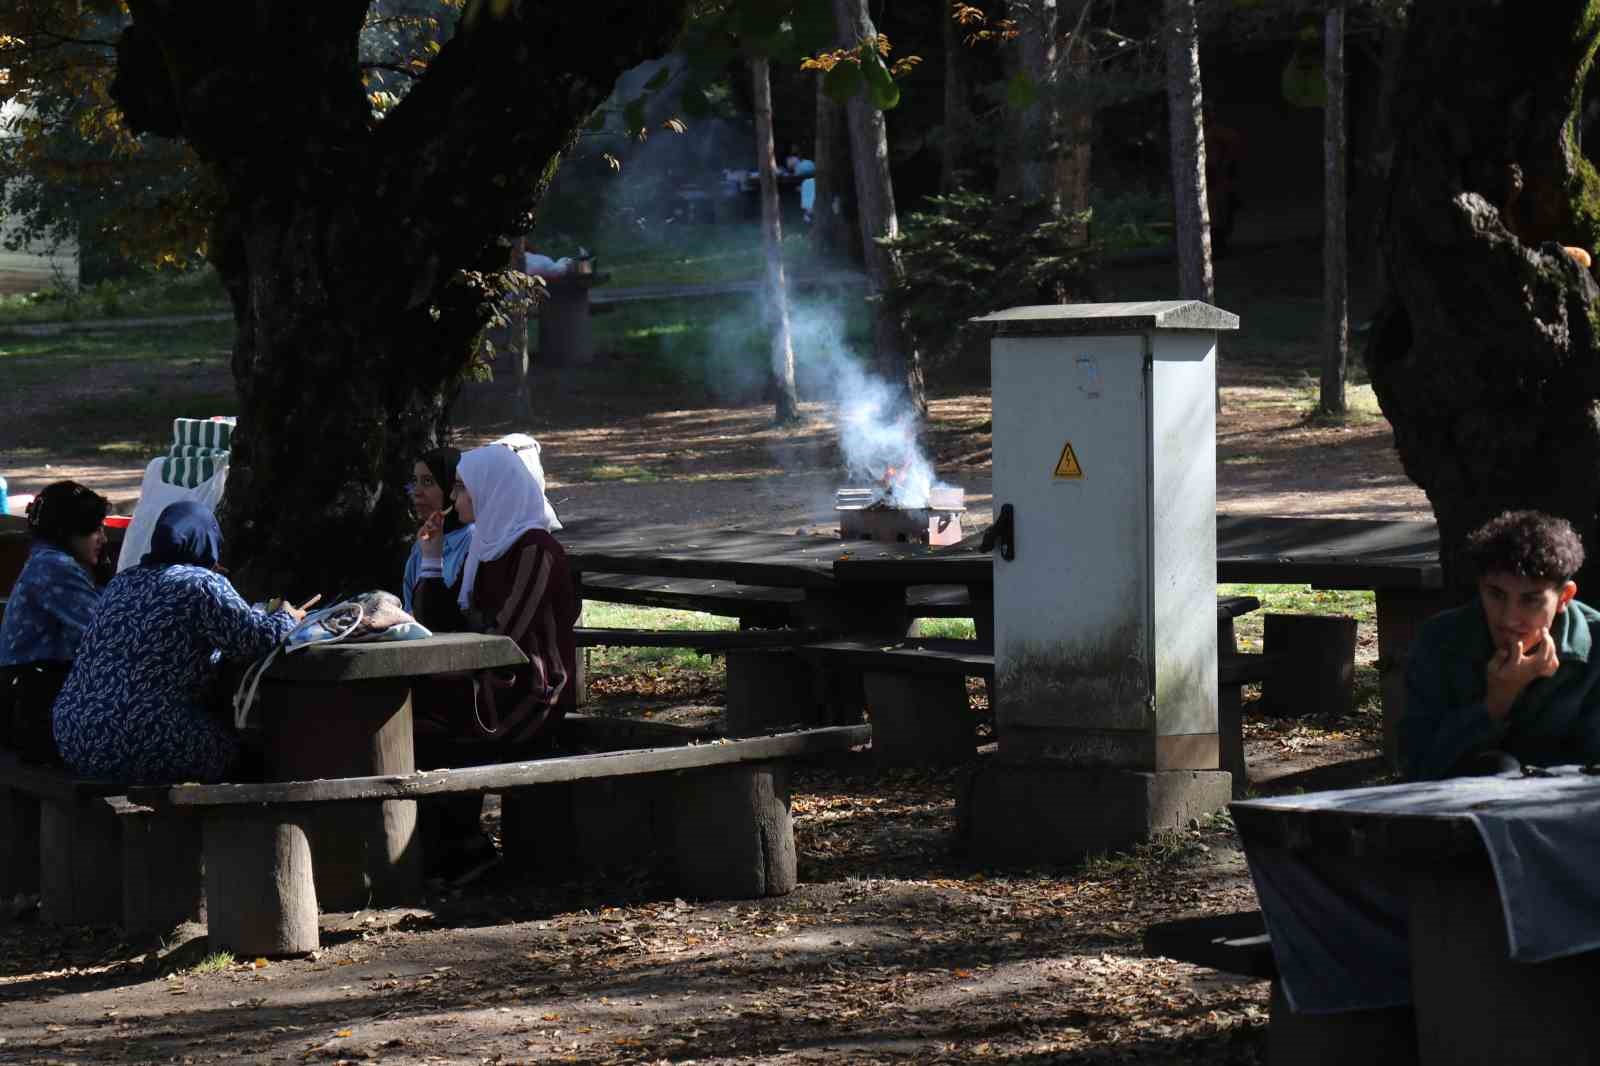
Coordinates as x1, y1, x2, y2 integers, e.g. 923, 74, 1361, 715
51, 502, 304, 784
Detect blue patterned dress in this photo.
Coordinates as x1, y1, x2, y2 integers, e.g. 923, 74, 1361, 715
0, 543, 102, 668
52, 564, 296, 783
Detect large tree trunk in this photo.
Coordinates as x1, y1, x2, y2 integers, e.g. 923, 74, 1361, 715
1319, 0, 1348, 415
1164, 0, 1213, 303
1364, 0, 1600, 593
110, 0, 690, 599
997, 0, 1057, 205
832, 0, 928, 414
752, 55, 800, 424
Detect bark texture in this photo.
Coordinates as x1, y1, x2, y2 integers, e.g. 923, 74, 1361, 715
813, 81, 855, 259
832, 0, 927, 414
1365, 0, 1600, 591
1320, 0, 1348, 414
1164, 0, 1212, 303
751, 56, 800, 423
941, 2, 978, 194
109, 0, 691, 598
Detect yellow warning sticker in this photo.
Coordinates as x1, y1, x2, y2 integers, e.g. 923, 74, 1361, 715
1053, 441, 1084, 479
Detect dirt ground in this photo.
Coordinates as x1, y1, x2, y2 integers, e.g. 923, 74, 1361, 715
0, 255, 1412, 1063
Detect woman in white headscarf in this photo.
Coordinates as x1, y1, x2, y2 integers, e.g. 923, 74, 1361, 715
411, 440, 579, 878
413, 441, 578, 747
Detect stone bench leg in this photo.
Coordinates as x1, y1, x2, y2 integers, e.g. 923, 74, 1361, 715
202, 810, 318, 957
1409, 866, 1600, 1063
671, 762, 796, 899
0, 786, 40, 899
40, 796, 122, 925
864, 671, 974, 764
1268, 980, 1417, 1065
115, 802, 203, 936
1262, 614, 1357, 717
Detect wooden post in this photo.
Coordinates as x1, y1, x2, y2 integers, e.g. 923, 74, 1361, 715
39, 797, 122, 925
1320, 0, 1349, 414
671, 763, 797, 899
203, 810, 318, 957
114, 799, 204, 936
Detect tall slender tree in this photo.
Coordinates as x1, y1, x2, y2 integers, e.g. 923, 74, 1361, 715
1319, 0, 1349, 415
1164, 0, 1212, 305
751, 55, 801, 423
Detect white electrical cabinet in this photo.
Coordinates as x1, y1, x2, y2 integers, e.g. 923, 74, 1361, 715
976, 302, 1239, 771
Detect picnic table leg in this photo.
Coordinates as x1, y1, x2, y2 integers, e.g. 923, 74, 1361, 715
0, 785, 40, 899
203, 809, 318, 957
670, 761, 796, 899
260, 679, 421, 910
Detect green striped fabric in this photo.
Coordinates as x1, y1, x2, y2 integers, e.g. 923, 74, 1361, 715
171, 418, 234, 452
158, 417, 235, 488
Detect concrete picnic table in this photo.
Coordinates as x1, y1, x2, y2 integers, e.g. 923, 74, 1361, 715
256, 632, 526, 909
1232, 772, 1600, 1064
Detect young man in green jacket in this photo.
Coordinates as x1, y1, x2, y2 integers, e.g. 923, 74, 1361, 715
1400, 510, 1600, 780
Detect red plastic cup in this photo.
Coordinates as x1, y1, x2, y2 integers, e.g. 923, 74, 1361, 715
103, 515, 132, 530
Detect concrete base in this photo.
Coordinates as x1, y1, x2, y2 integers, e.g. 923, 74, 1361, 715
957, 764, 1231, 863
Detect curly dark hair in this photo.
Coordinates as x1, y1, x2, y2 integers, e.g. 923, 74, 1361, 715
26, 480, 109, 549
1465, 510, 1586, 582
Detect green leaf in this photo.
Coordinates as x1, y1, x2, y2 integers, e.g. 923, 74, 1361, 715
1280, 51, 1325, 108
861, 50, 900, 111
644, 67, 673, 92
1006, 72, 1038, 110
823, 62, 863, 103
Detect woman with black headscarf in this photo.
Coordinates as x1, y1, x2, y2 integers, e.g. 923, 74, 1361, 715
51, 501, 305, 784
401, 447, 473, 613
0, 480, 110, 762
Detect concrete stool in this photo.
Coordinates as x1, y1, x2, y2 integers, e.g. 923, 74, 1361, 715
724, 650, 821, 736
864, 672, 973, 765
1261, 613, 1357, 717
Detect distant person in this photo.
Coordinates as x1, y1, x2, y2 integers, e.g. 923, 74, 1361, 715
1400, 510, 1600, 780
51, 502, 304, 784
401, 447, 473, 614
0, 481, 110, 763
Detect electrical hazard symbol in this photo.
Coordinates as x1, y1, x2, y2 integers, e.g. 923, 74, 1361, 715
1053, 441, 1084, 479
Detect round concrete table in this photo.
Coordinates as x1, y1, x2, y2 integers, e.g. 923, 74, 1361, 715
257, 633, 527, 910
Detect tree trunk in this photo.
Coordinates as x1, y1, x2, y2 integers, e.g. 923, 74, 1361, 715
752, 55, 800, 424
1364, 0, 1600, 593
813, 79, 854, 260
999, 0, 1058, 206
941, 1, 978, 194
109, 0, 691, 598
1319, 0, 1348, 415
832, 0, 927, 415
1164, 0, 1213, 303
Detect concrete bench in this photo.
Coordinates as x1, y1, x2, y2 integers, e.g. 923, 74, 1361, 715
128, 724, 869, 958
1143, 911, 1419, 1064
0, 751, 201, 932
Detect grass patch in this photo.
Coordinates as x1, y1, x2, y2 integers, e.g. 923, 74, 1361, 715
0, 271, 229, 326
580, 602, 737, 677
560, 223, 831, 290
913, 617, 979, 640
189, 951, 235, 974
1219, 582, 1374, 652
584, 464, 662, 483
